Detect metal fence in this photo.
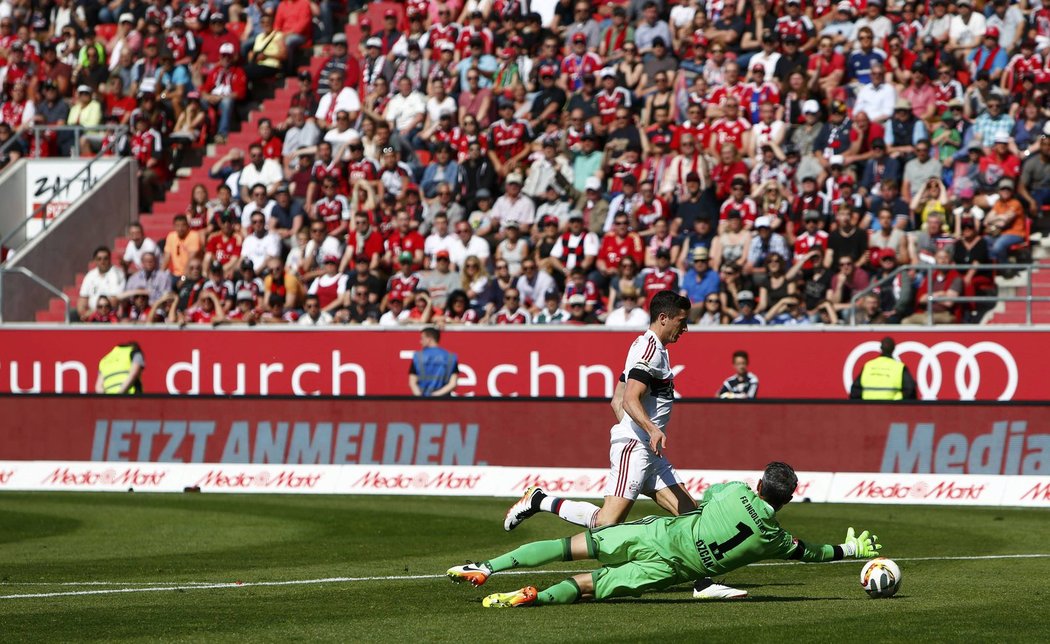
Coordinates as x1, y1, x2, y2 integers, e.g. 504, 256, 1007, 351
850, 263, 1048, 325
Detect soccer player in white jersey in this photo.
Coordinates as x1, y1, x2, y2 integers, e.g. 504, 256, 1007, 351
501, 290, 745, 599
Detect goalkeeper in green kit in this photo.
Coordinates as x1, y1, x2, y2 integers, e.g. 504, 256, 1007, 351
447, 462, 882, 607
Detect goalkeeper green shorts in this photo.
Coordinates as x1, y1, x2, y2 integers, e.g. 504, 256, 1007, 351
586, 520, 689, 601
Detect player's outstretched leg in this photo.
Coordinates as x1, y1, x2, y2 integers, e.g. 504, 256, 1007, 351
447, 536, 575, 587
504, 486, 602, 531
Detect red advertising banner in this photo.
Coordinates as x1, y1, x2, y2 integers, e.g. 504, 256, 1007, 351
0, 328, 1045, 400
0, 396, 1047, 475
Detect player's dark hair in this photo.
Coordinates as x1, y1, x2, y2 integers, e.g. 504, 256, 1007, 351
880, 336, 895, 356
422, 326, 441, 343
733, 350, 749, 362
760, 462, 798, 510
649, 291, 689, 323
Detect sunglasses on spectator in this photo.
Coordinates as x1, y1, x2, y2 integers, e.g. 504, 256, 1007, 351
311, 226, 325, 233
505, 295, 520, 301
252, 218, 265, 224
706, 297, 720, 304
496, 263, 508, 270
614, 220, 628, 226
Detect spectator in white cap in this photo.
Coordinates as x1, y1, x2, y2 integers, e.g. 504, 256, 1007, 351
575, 176, 609, 235
730, 289, 765, 325
492, 172, 536, 236
745, 216, 791, 276
201, 42, 248, 143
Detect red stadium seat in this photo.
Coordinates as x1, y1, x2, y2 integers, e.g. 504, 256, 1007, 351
415, 149, 430, 166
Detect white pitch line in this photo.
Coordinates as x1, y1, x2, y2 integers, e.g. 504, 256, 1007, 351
2, 553, 1048, 601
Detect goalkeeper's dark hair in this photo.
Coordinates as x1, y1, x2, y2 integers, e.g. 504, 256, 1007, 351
760, 462, 798, 509
649, 290, 690, 323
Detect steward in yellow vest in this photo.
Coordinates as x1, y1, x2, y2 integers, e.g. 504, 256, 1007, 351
95, 343, 145, 394
849, 337, 917, 400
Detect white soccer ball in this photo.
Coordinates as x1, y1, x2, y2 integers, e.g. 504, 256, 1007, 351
860, 557, 901, 598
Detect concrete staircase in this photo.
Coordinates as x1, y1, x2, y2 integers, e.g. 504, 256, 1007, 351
33, 81, 300, 322
986, 235, 1050, 324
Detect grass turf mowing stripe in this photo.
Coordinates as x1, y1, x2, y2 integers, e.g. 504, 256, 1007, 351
2, 553, 1048, 600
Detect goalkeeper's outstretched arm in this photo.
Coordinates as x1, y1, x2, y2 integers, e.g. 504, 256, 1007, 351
788, 528, 882, 563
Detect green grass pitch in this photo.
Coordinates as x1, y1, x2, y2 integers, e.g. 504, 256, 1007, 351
0, 492, 1048, 642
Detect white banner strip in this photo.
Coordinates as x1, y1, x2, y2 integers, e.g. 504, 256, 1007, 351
0, 462, 1045, 507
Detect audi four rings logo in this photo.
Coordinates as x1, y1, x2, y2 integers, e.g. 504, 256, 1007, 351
842, 341, 1019, 401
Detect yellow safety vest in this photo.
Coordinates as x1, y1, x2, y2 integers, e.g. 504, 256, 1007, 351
98, 345, 140, 395
859, 356, 904, 401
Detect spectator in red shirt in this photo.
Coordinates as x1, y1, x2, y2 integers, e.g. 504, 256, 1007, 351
201, 42, 248, 143
274, 0, 313, 72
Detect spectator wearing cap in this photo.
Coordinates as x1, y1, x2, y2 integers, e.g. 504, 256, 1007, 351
198, 13, 241, 69
550, 211, 600, 274
680, 246, 720, 316
492, 172, 536, 235
534, 290, 571, 325
853, 61, 896, 124
34, 80, 69, 153
317, 32, 359, 97
420, 249, 460, 310
201, 260, 236, 313
946, 0, 986, 59
729, 290, 765, 325
204, 212, 243, 278
576, 176, 610, 235
201, 42, 248, 143
530, 65, 568, 130
562, 33, 603, 93
565, 292, 600, 325
976, 132, 1020, 196
967, 26, 1008, 83
308, 253, 349, 316
820, 4, 857, 49
984, 178, 1027, 263
886, 96, 928, 159
274, 0, 312, 72
745, 216, 792, 276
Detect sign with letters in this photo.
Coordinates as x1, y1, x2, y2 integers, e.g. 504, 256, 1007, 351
24, 159, 119, 238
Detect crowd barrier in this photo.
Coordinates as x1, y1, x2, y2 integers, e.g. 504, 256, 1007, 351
0, 327, 1043, 400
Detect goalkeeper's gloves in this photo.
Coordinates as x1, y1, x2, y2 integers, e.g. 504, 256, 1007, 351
841, 527, 882, 558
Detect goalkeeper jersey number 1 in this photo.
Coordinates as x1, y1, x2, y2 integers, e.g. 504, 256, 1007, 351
657, 482, 838, 578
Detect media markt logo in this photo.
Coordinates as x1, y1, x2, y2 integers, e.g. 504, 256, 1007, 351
0, 470, 14, 484
1020, 481, 1050, 502
42, 467, 167, 487
512, 474, 606, 494
846, 479, 987, 501
881, 421, 1050, 475
194, 470, 322, 489
350, 470, 481, 490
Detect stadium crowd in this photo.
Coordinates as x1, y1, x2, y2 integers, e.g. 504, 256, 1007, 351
9, 0, 1050, 326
